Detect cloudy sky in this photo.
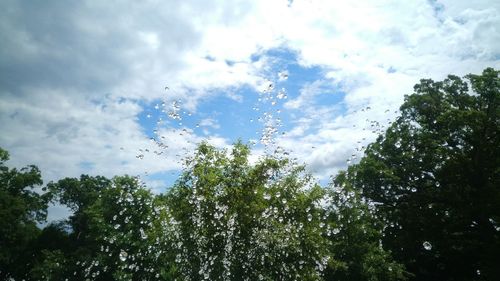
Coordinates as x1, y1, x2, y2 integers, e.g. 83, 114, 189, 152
1, 0, 499, 220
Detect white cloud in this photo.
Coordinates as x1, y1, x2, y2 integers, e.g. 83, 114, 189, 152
252, 0, 500, 179
199, 118, 221, 129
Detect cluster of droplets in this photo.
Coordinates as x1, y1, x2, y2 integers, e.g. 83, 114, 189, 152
344, 106, 400, 165
132, 70, 297, 177
252, 72, 289, 153
132, 86, 207, 175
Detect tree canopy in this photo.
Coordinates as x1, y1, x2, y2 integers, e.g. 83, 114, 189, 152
0, 148, 49, 280
336, 67, 499, 280
0, 143, 404, 280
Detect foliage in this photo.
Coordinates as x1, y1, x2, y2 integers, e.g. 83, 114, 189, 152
165, 142, 332, 280
0, 147, 50, 280
325, 173, 407, 281
336, 68, 500, 280
0, 141, 404, 280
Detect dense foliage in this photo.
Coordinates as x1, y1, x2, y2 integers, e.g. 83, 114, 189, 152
0, 143, 403, 281
336, 67, 500, 280
0, 148, 49, 280
0, 68, 497, 280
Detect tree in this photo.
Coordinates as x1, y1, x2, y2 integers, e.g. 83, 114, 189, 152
0, 141, 407, 281
47, 175, 111, 248
163, 142, 405, 281
337, 68, 500, 280
164, 142, 332, 280
0, 147, 50, 280
44, 175, 163, 280
39, 142, 406, 281
324, 173, 407, 281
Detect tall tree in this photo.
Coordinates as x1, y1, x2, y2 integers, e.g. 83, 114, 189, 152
165, 142, 332, 280
0, 147, 50, 280
337, 68, 500, 280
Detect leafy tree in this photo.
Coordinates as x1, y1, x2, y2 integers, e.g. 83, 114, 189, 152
0, 141, 407, 281
0, 147, 50, 280
164, 142, 332, 280
43, 175, 163, 280
35, 175, 115, 280
33, 142, 407, 281
337, 68, 500, 280
47, 175, 111, 244
324, 174, 407, 281
163, 142, 406, 281
28, 222, 73, 280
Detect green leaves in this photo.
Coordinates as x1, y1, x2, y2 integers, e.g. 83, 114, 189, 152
337, 68, 500, 280
0, 147, 48, 280
167, 142, 333, 280
1, 138, 406, 281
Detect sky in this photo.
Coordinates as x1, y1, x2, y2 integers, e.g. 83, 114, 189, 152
1, 0, 499, 221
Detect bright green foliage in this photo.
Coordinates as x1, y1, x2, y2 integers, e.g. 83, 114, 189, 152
165, 142, 332, 280
80, 176, 164, 280
337, 68, 500, 280
161, 142, 405, 280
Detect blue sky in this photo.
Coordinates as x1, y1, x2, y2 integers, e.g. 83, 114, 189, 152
138, 48, 332, 147
0, 0, 499, 220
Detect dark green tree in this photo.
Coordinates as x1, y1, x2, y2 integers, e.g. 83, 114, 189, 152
0, 147, 50, 280
337, 68, 500, 280
324, 174, 407, 281
43, 174, 164, 280
47, 175, 111, 247
36, 175, 115, 280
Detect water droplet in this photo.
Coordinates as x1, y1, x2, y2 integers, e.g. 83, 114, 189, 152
276, 89, 287, 99
395, 141, 401, 148
278, 71, 289, 81
119, 250, 128, 261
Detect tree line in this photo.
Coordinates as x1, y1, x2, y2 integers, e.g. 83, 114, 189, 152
0, 68, 498, 280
